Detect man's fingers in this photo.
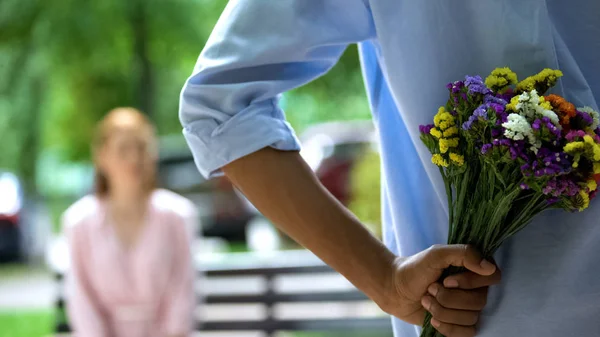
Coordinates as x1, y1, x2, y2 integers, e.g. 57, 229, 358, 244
443, 269, 502, 290
426, 244, 496, 276
430, 318, 476, 337
422, 295, 479, 326
428, 283, 488, 310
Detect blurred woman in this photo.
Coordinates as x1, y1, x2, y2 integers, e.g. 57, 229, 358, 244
62, 107, 197, 337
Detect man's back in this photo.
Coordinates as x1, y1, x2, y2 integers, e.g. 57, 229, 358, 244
364, 1, 600, 335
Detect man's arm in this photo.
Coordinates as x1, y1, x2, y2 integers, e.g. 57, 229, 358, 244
224, 148, 396, 304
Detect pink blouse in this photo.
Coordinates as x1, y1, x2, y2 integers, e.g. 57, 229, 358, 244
63, 189, 197, 337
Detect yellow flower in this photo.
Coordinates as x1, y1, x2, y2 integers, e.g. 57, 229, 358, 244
539, 97, 553, 110
564, 141, 585, 153
439, 138, 459, 154
578, 190, 590, 211
506, 96, 520, 112
443, 126, 458, 137
594, 163, 600, 174
432, 154, 449, 167
587, 180, 598, 192
485, 67, 518, 92
449, 153, 465, 166
433, 107, 445, 127
434, 115, 441, 128
516, 69, 563, 94
433, 107, 455, 130
439, 120, 454, 130
583, 135, 600, 160
430, 128, 442, 138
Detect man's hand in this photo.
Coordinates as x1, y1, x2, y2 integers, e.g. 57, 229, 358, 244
378, 244, 501, 337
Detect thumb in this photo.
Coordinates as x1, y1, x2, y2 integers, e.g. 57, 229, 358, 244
425, 244, 496, 276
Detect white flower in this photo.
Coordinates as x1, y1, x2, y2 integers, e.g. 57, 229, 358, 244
579, 106, 600, 130
503, 113, 538, 148
514, 90, 560, 127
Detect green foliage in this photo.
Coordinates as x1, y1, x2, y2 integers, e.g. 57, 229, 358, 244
0, 310, 52, 337
348, 149, 382, 238
286, 45, 371, 133
0, 0, 369, 198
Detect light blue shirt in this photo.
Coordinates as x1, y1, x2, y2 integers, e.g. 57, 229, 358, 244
180, 1, 600, 336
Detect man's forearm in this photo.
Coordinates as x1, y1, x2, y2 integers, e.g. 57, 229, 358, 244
223, 148, 397, 303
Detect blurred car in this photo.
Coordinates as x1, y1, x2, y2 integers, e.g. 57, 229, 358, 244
299, 120, 378, 206
0, 171, 50, 261
157, 139, 253, 241
0, 171, 23, 260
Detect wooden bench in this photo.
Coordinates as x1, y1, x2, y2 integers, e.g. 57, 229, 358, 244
52, 250, 393, 336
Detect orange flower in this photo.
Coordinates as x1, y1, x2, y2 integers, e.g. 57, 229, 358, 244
545, 94, 576, 127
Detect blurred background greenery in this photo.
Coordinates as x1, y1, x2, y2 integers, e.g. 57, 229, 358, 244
0, 0, 379, 233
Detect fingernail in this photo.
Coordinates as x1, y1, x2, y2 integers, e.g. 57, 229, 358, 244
480, 259, 496, 271
428, 284, 438, 296
421, 296, 432, 310
444, 278, 459, 288
431, 318, 441, 328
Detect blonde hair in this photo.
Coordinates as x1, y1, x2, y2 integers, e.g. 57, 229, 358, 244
92, 107, 157, 196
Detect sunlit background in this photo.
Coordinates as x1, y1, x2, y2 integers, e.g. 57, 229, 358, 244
0, 1, 384, 336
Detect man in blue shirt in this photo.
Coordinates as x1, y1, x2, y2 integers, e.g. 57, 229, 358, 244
179, 1, 600, 336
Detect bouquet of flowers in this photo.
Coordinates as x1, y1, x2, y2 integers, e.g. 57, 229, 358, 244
419, 67, 600, 337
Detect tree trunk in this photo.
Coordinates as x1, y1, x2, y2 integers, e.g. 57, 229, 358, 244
130, 0, 153, 117
18, 77, 42, 195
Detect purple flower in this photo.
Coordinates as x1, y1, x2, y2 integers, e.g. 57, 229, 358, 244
484, 95, 508, 105
447, 81, 465, 94
577, 110, 594, 125
532, 118, 561, 138
520, 148, 572, 180
489, 103, 505, 113
468, 84, 492, 95
465, 75, 492, 95
419, 124, 435, 134
491, 129, 502, 137
541, 176, 581, 198
465, 75, 484, 87
462, 103, 491, 130
481, 144, 493, 154
492, 138, 511, 147
520, 183, 530, 190
565, 130, 586, 141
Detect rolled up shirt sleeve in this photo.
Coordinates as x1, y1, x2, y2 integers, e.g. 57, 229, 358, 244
179, 0, 375, 178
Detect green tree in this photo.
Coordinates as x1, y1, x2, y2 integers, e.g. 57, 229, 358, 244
348, 149, 382, 238
0, 0, 368, 194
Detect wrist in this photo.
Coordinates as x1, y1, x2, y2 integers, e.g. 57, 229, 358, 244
370, 255, 405, 311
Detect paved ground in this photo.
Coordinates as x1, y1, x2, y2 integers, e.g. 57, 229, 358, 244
0, 263, 54, 310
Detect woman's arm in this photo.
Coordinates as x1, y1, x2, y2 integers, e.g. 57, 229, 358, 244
65, 218, 110, 337
162, 212, 196, 337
